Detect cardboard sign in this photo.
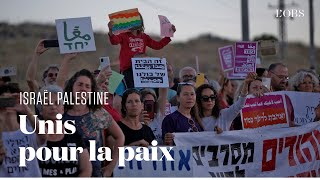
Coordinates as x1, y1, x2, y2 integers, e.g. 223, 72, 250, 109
132, 57, 169, 88
56, 17, 96, 54
158, 15, 173, 37
218, 45, 234, 72
109, 8, 142, 35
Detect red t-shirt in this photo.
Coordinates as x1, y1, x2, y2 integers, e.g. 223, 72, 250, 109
108, 32, 171, 72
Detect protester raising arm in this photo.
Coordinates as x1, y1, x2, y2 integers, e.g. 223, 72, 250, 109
215, 72, 256, 131
26, 39, 49, 92
56, 53, 77, 89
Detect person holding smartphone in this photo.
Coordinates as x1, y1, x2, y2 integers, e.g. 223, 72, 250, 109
0, 83, 47, 177
26, 40, 60, 92
118, 89, 155, 146
140, 88, 167, 145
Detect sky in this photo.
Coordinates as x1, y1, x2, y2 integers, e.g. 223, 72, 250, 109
0, 0, 319, 46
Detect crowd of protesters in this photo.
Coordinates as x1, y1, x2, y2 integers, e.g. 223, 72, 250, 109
0, 13, 320, 177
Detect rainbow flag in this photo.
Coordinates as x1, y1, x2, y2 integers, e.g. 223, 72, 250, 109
108, 8, 142, 35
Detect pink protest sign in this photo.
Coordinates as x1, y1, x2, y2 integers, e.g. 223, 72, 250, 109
233, 42, 258, 78
158, 15, 173, 37
235, 42, 257, 56
241, 94, 289, 129
218, 45, 234, 72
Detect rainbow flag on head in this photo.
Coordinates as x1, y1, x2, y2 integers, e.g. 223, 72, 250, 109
108, 8, 142, 35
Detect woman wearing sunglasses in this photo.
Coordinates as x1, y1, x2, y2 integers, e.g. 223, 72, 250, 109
196, 72, 257, 131
162, 82, 203, 145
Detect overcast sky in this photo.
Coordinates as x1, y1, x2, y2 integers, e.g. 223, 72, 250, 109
0, 0, 319, 46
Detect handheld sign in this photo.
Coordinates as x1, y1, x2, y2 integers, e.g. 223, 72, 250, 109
232, 42, 258, 79
158, 15, 173, 37
218, 45, 234, 72
55, 17, 96, 54
109, 8, 142, 35
240, 94, 289, 129
108, 70, 124, 94
132, 57, 169, 88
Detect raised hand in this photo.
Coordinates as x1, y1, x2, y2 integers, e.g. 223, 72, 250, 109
35, 39, 49, 56
244, 72, 258, 85
108, 21, 114, 32
141, 110, 151, 126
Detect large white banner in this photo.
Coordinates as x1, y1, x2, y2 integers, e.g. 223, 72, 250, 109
174, 122, 320, 177
114, 147, 193, 177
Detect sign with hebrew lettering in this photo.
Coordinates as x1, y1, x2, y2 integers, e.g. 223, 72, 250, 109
233, 42, 257, 79
241, 94, 289, 129
55, 17, 96, 54
132, 57, 169, 88
174, 122, 320, 177
218, 45, 234, 72
158, 15, 173, 37
108, 8, 142, 35
114, 146, 193, 177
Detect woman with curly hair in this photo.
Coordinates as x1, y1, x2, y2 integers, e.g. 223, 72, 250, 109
288, 71, 319, 92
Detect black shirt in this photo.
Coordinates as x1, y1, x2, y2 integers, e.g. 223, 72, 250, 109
38, 132, 86, 177
118, 121, 155, 146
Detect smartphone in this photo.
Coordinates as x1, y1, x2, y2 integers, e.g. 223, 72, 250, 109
98, 57, 111, 70
0, 97, 16, 108
195, 73, 205, 88
144, 100, 155, 119
43, 40, 59, 48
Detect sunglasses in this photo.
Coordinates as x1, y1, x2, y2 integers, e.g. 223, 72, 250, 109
47, 73, 58, 78
201, 95, 217, 102
188, 118, 199, 132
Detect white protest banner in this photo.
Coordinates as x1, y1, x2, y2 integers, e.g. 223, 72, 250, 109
158, 15, 173, 37
55, 17, 96, 54
114, 146, 193, 177
218, 45, 234, 72
241, 94, 289, 130
277, 91, 320, 126
174, 122, 320, 177
132, 57, 169, 88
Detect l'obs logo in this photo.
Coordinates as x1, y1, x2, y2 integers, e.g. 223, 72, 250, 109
276, 9, 304, 18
